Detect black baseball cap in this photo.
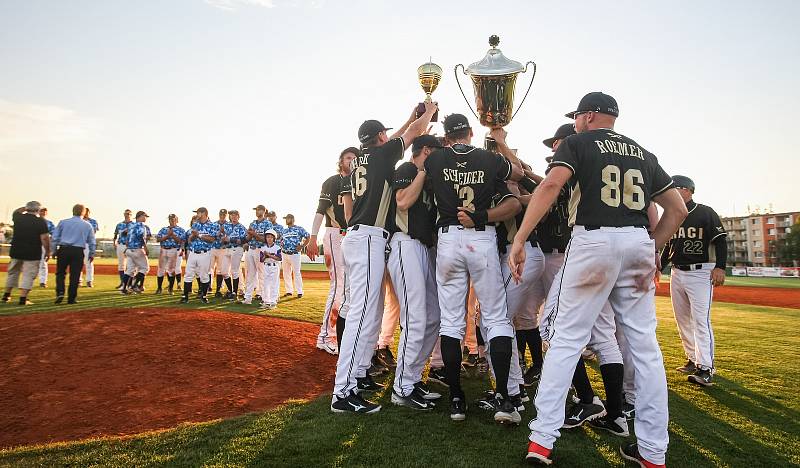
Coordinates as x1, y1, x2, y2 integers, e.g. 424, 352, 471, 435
253, 204, 266, 211
542, 123, 576, 148
672, 175, 695, 193
219, 208, 228, 215
411, 134, 443, 153
168, 213, 178, 219
193, 207, 208, 214
565, 92, 619, 118
136, 210, 149, 218
443, 114, 471, 135
358, 120, 392, 144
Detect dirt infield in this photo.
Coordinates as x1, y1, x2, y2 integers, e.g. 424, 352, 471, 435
0, 308, 336, 449
655, 283, 799, 309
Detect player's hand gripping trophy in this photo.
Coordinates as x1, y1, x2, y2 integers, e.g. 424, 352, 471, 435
416, 61, 442, 122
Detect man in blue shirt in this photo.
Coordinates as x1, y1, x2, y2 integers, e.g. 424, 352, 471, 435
52, 204, 96, 304
122, 211, 150, 294
180, 207, 219, 304
80, 207, 100, 287
36, 206, 56, 288
210, 209, 231, 298
280, 214, 309, 298
242, 204, 273, 305
223, 210, 248, 300
113, 209, 134, 288
155, 214, 186, 294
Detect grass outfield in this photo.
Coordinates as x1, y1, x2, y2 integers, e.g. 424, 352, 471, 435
2, 257, 330, 271
0, 275, 798, 467
660, 274, 800, 289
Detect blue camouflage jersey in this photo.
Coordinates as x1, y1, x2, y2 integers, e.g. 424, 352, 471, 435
210, 221, 231, 249
188, 220, 219, 252
126, 222, 148, 249
271, 223, 285, 238
43, 219, 55, 235
115, 221, 133, 245
157, 226, 186, 249
280, 225, 310, 254
227, 222, 247, 248
248, 219, 273, 248
85, 217, 99, 233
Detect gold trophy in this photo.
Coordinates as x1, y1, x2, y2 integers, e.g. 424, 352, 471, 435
455, 35, 537, 150
416, 60, 442, 122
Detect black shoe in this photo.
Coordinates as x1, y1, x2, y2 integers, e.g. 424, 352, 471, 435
297, 294, 303, 298
510, 393, 525, 412
155, 288, 162, 295
622, 401, 635, 420
200, 296, 210, 304
40, 283, 46, 288
215, 291, 223, 298
676, 360, 697, 374
167, 287, 174, 295
19, 298, 34, 306
494, 395, 521, 425
428, 367, 448, 387
179, 296, 189, 304
589, 414, 630, 437
283, 292, 292, 297
54, 296, 64, 304
1, 294, 10, 303
121, 289, 131, 295
475, 391, 500, 411
450, 397, 467, 421
375, 347, 396, 368
462, 353, 479, 368
413, 381, 442, 400
562, 396, 606, 429
523, 366, 541, 386
67, 299, 77, 304
688, 368, 714, 387
86, 281, 93, 288
331, 390, 381, 414
356, 374, 385, 393
518, 385, 530, 403
620, 442, 661, 467
391, 390, 435, 410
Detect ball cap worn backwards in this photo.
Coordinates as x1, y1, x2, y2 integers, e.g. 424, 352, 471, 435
565, 92, 619, 118
358, 120, 392, 144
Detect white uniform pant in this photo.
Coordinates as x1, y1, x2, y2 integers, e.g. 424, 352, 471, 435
529, 226, 668, 465
83, 248, 94, 282
262, 262, 280, 304
244, 247, 264, 300
516, 251, 565, 330
387, 233, 441, 397
184, 250, 211, 283
38, 246, 49, 285
229, 247, 244, 280
616, 316, 636, 404
670, 265, 716, 370
333, 225, 389, 398
281, 252, 303, 294
484, 244, 545, 396
378, 274, 401, 348
319, 228, 345, 345
157, 248, 180, 276
124, 248, 150, 276
116, 243, 127, 272
436, 226, 513, 342
209, 248, 226, 277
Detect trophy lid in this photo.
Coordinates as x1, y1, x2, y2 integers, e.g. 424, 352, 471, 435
465, 35, 525, 76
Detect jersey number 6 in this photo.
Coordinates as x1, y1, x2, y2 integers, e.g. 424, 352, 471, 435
601, 165, 645, 210
353, 166, 368, 197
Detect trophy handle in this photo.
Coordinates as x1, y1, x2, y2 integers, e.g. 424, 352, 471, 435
454, 64, 480, 121
511, 61, 537, 121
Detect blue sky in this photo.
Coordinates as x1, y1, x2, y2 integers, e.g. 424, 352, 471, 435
1, 0, 798, 235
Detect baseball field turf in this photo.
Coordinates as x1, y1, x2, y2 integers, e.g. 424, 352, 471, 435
0, 274, 798, 467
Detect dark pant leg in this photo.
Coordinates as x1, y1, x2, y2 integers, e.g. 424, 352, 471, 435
55, 251, 68, 297
66, 248, 84, 301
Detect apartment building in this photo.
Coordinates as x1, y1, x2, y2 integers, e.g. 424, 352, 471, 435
722, 211, 799, 266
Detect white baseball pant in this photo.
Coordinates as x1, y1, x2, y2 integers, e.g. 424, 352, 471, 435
378, 273, 400, 348
157, 248, 180, 276
209, 248, 226, 276
184, 250, 211, 283
387, 233, 441, 397
436, 226, 513, 342
332, 224, 389, 399
616, 315, 636, 405
244, 247, 264, 301
38, 246, 49, 285
670, 263, 716, 371
124, 248, 150, 276
318, 228, 345, 345
83, 247, 94, 282
281, 252, 303, 295
262, 262, 280, 304
229, 247, 244, 280
116, 243, 127, 272
529, 226, 668, 465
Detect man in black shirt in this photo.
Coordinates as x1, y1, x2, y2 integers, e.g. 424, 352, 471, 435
307, 148, 356, 355
425, 113, 522, 424
386, 134, 442, 410
661, 175, 726, 387
509, 92, 687, 467
331, 102, 438, 415
2, 201, 50, 305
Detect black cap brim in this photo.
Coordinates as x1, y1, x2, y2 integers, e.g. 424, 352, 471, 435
542, 137, 557, 148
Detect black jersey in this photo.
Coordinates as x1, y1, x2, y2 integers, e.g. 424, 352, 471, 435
663, 200, 726, 265
349, 138, 405, 229
537, 186, 572, 252
316, 174, 350, 228
392, 161, 437, 247
550, 129, 673, 227
425, 144, 514, 228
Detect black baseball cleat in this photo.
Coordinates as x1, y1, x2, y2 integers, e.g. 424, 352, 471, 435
676, 360, 697, 374
214, 291, 223, 298
523, 366, 541, 386
1, 293, 10, 303
356, 374, 385, 393
450, 397, 467, 421
282, 292, 292, 297
391, 390, 435, 410
526, 442, 553, 465
200, 296, 210, 304
54, 296, 64, 304
224, 291, 235, 300
167, 287, 174, 295
620, 442, 665, 467
67, 299, 77, 304
155, 288, 162, 295
475, 391, 500, 411
622, 401, 636, 420
589, 414, 630, 437
494, 395, 522, 425
562, 396, 606, 429
86, 281, 93, 288
331, 391, 381, 414
510, 393, 525, 412
519, 385, 530, 403
413, 381, 442, 400
297, 294, 303, 298
179, 297, 189, 304
18, 298, 34, 306
688, 368, 714, 387
428, 367, 448, 387
40, 283, 46, 288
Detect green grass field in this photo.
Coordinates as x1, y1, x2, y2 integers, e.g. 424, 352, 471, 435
0, 274, 798, 467
660, 274, 800, 289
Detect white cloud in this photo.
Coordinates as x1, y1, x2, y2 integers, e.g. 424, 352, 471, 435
205, 0, 275, 11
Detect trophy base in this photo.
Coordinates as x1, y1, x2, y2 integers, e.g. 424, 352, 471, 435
416, 103, 438, 122
484, 136, 498, 152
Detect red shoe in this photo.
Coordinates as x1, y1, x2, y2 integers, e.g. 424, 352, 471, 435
620, 443, 665, 467
525, 441, 552, 465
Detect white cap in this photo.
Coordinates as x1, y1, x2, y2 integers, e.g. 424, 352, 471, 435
265, 229, 277, 238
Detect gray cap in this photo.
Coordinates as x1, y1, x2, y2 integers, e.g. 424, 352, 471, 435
25, 201, 42, 212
